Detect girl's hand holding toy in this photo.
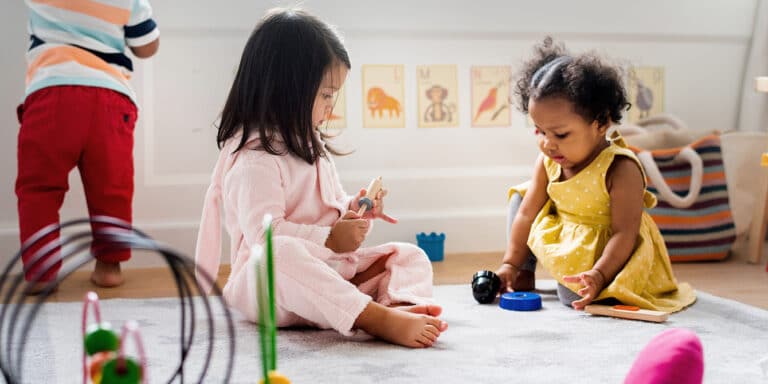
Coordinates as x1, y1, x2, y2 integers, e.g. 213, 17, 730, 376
325, 211, 369, 253
351, 177, 398, 223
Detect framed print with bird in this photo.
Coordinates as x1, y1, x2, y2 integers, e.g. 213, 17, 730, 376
471, 66, 512, 128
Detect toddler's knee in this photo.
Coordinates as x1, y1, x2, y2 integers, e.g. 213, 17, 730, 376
398, 242, 423, 256
556, 284, 580, 307
394, 242, 432, 269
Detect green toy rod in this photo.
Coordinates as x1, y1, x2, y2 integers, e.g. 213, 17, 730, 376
255, 214, 290, 384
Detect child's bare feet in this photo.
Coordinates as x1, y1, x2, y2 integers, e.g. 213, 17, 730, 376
90, 261, 124, 287
392, 303, 443, 317
354, 302, 448, 348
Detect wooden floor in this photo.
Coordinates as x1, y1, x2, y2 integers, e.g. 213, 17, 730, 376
7, 252, 768, 309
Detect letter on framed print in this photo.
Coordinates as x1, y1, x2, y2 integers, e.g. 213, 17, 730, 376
417, 65, 459, 128
471, 66, 511, 127
362, 65, 405, 128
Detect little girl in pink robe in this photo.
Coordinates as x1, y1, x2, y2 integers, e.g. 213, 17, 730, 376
194, 8, 447, 348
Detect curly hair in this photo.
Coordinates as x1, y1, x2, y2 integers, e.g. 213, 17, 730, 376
513, 37, 630, 127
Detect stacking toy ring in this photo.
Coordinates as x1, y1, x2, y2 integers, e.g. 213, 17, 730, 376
499, 292, 542, 311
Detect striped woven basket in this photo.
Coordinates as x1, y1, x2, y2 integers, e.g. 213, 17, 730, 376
633, 134, 736, 262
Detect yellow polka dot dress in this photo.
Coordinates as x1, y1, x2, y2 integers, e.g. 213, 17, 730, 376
511, 138, 696, 312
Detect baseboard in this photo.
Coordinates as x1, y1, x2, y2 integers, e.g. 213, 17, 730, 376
0, 211, 508, 272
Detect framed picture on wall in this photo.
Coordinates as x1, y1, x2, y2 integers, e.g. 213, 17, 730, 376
471, 66, 511, 128
362, 64, 405, 128
322, 85, 346, 130
627, 66, 665, 123
417, 65, 459, 128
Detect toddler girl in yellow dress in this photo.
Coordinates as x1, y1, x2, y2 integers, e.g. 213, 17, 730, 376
495, 38, 696, 312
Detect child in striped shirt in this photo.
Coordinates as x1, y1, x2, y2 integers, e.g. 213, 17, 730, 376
17, 0, 159, 293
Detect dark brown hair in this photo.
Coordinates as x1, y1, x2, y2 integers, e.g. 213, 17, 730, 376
216, 8, 350, 164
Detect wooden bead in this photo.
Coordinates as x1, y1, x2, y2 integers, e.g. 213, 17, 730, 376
84, 323, 119, 356
100, 357, 141, 384
89, 351, 115, 383
259, 371, 291, 384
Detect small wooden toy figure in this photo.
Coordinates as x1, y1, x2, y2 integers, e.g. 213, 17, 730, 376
82, 292, 146, 384
356, 177, 383, 217
254, 215, 291, 384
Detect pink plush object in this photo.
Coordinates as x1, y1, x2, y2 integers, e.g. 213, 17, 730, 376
625, 328, 704, 384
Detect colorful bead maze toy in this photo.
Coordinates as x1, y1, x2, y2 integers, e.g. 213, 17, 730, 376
0, 216, 236, 383
83, 291, 146, 384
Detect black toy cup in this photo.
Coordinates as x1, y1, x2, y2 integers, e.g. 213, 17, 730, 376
471, 270, 501, 304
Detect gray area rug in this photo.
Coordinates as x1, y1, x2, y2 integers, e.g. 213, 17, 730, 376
2, 281, 767, 383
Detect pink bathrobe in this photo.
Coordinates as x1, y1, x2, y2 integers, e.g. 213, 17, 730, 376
195, 133, 433, 335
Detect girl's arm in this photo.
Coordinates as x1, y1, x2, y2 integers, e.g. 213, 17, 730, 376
566, 156, 645, 309
497, 155, 549, 291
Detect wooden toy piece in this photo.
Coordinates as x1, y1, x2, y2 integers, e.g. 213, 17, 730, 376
259, 371, 292, 384
100, 357, 141, 384
585, 304, 668, 323
356, 176, 383, 216
84, 323, 120, 356
89, 351, 115, 384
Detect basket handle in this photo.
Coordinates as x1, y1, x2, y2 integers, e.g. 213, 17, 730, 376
636, 146, 703, 208
635, 113, 689, 131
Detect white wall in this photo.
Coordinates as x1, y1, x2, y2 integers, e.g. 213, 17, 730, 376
0, 0, 758, 270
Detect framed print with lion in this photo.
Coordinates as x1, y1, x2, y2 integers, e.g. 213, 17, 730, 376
362, 64, 405, 128
417, 65, 459, 128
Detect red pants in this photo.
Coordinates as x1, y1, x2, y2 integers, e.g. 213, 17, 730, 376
16, 86, 137, 282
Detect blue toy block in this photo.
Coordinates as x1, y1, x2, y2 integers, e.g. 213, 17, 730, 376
416, 232, 446, 262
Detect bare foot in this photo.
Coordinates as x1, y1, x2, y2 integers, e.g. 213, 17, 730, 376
393, 303, 443, 317
354, 302, 448, 348
90, 261, 124, 288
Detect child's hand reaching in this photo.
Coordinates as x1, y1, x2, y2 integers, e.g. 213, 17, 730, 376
562, 269, 607, 310
350, 188, 398, 223
494, 263, 519, 293
325, 211, 370, 253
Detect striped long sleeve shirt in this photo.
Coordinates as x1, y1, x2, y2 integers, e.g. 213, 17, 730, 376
24, 0, 160, 105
